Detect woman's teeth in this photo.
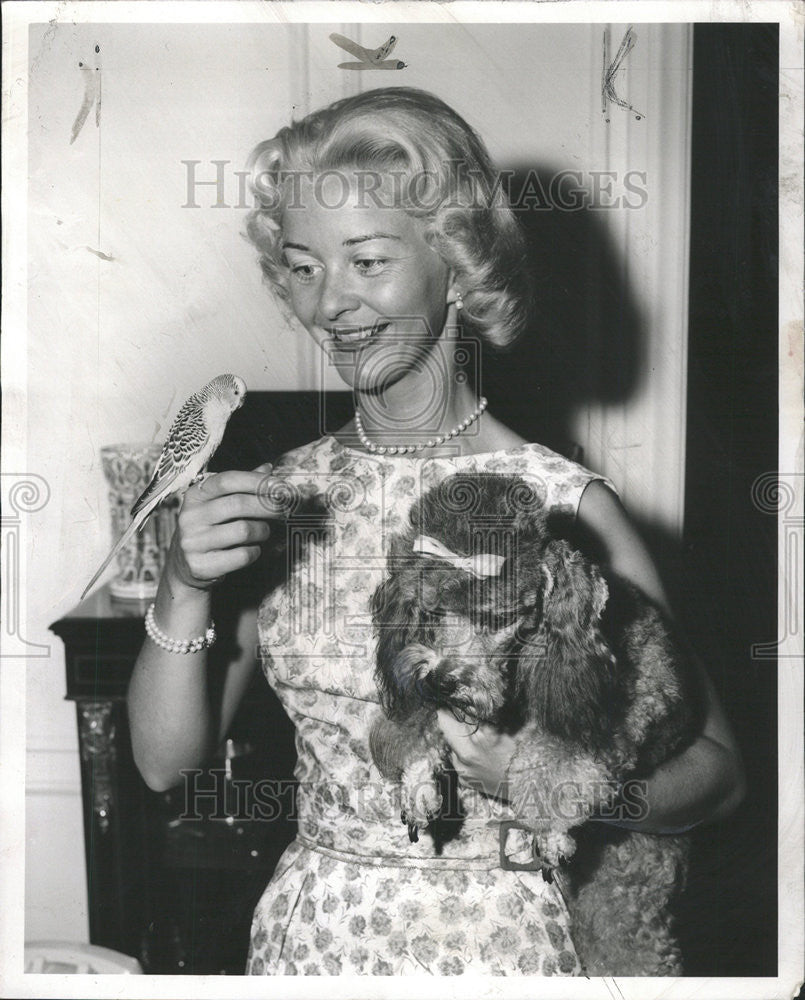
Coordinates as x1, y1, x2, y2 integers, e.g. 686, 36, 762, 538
333, 322, 389, 344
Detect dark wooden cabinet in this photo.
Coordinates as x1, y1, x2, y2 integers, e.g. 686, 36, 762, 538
52, 587, 155, 962
51, 585, 297, 974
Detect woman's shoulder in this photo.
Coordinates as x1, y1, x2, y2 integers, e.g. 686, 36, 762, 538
470, 416, 616, 518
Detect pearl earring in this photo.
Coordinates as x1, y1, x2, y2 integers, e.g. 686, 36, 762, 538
454, 290, 464, 313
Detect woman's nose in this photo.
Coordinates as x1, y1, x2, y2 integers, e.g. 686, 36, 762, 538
317, 268, 360, 323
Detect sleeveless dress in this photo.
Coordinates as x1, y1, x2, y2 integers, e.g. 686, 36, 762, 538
246, 434, 613, 976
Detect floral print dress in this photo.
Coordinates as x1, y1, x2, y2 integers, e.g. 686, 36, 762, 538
246, 435, 613, 976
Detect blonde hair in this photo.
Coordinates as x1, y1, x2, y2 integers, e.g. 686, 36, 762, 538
245, 87, 530, 350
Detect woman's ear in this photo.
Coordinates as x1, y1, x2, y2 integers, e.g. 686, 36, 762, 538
445, 269, 460, 306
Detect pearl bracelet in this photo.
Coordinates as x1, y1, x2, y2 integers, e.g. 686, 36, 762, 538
144, 603, 216, 654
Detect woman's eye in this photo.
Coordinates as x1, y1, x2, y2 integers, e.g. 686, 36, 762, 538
289, 263, 320, 284
354, 258, 387, 275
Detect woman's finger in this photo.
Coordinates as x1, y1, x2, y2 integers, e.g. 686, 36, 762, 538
436, 709, 478, 765
184, 518, 272, 553
437, 711, 506, 760
189, 545, 264, 580
436, 709, 475, 743
183, 489, 283, 527
185, 469, 274, 503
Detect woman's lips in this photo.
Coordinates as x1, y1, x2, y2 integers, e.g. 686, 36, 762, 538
328, 321, 390, 346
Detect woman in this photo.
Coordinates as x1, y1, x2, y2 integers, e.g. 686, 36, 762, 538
128, 87, 744, 975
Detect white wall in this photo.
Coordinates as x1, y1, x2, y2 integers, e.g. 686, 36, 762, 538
20, 19, 691, 945
25, 20, 299, 945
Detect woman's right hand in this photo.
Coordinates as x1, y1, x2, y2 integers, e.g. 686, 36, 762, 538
164, 462, 278, 594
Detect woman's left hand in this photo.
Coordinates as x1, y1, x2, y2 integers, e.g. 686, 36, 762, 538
436, 710, 516, 802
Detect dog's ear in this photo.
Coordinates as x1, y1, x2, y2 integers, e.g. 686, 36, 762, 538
515, 538, 618, 749
371, 570, 431, 718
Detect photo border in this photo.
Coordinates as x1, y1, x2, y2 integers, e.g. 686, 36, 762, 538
2, 3, 802, 998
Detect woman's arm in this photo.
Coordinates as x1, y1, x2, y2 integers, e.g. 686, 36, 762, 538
128, 582, 259, 791
438, 480, 746, 833
572, 480, 746, 831
128, 467, 273, 791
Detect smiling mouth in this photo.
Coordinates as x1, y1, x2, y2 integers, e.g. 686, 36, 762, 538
328, 321, 390, 345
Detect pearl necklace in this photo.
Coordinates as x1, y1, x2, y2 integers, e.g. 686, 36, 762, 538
354, 397, 488, 455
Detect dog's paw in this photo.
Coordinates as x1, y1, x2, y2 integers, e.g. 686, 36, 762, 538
400, 758, 443, 841
533, 829, 576, 877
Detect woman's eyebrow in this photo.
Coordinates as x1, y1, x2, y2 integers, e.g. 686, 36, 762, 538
281, 233, 401, 252
343, 233, 402, 247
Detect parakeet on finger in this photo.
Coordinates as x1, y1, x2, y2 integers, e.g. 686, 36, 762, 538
81, 373, 247, 600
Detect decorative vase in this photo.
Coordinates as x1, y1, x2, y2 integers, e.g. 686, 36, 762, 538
101, 444, 179, 600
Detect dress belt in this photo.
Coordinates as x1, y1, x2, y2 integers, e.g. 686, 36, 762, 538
296, 820, 552, 874
296, 832, 500, 871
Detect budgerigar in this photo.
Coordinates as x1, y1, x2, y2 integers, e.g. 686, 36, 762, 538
81, 373, 247, 600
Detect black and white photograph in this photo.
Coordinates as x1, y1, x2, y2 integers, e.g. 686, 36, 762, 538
1, 2, 802, 997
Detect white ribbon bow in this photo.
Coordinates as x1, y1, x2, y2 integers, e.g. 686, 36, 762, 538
412, 535, 506, 578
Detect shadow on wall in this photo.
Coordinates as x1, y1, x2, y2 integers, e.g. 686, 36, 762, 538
481, 165, 644, 458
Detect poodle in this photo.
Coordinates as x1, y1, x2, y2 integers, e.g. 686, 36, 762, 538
369, 472, 704, 976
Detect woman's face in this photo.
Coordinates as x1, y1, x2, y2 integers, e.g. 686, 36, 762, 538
280, 173, 453, 392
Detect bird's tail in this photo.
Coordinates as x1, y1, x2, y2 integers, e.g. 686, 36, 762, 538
80, 514, 144, 600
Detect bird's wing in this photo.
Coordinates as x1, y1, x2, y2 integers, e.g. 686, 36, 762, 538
329, 33, 373, 62
130, 397, 210, 518
373, 35, 397, 61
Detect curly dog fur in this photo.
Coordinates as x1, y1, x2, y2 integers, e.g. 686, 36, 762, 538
369, 472, 704, 976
